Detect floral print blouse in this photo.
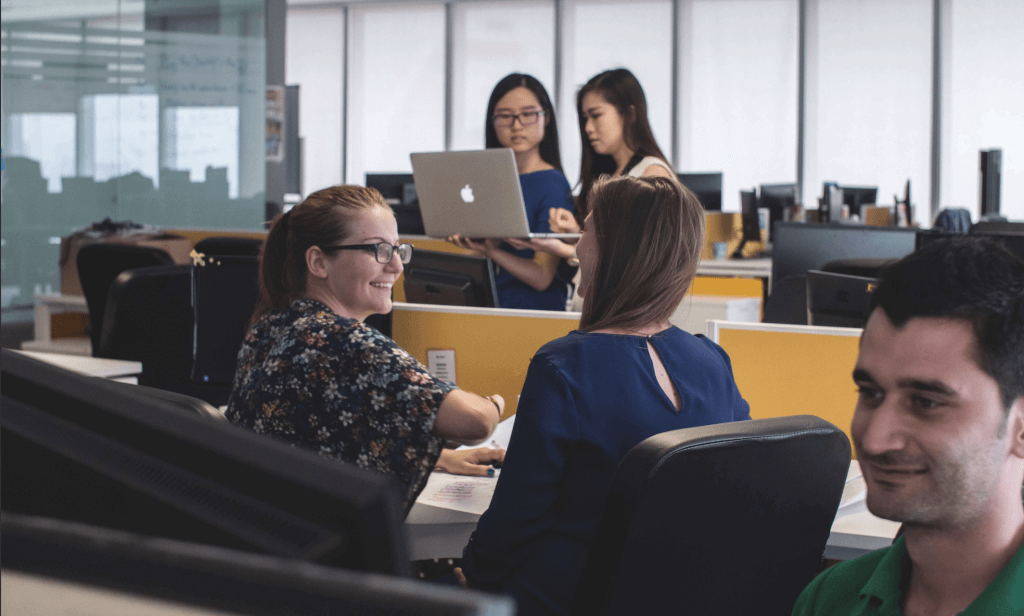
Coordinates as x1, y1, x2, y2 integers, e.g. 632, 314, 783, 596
226, 298, 456, 514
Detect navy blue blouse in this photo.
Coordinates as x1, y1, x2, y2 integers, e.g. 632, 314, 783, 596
225, 298, 456, 514
461, 327, 751, 615
494, 169, 573, 311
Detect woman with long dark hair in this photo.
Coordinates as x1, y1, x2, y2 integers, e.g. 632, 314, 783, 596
525, 68, 676, 300
448, 73, 574, 311
456, 177, 749, 615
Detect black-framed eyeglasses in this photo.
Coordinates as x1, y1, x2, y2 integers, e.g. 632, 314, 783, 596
492, 110, 546, 127
321, 242, 413, 264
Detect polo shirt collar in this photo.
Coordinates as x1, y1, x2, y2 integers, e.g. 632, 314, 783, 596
859, 534, 1024, 615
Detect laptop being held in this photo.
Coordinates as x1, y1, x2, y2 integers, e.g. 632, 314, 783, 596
410, 149, 580, 240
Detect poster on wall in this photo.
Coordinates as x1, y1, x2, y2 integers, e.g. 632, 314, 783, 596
266, 85, 285, 163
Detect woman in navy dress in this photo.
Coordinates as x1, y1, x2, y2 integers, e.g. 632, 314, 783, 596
449, 74, 574, 311
457, 176, 751, 615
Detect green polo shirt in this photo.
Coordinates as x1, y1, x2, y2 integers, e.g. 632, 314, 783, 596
792, 535, 1024, 615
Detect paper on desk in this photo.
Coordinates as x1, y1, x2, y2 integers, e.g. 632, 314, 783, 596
457, 413, 516, 452
416, 473, 498, 516
836, 460, 867, 518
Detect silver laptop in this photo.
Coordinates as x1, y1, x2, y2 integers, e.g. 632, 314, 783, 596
410, 149, 580, 239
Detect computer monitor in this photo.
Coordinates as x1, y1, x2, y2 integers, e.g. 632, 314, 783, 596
980, 149, 1001, 218
967, 230, 1024, 263
733, 189, 761, 258
806, 270, 878, 328
771, 222, 918, 285
403, 249, 499, 308
677, 172, 722, 211
1, 349, 410, 576
758, 183, 797, 232
836, 185, 878, 219
366, 173, 425, 235
191, 256, 260, 386
2, 513, 514, 616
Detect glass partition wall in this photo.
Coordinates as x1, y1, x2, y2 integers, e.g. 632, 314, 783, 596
1, 0, 266, 310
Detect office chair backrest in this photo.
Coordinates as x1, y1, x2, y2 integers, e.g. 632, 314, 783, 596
77, 243, 175, 353
571, 415, 850, 616
193, 236, 264, 257
99, 264, 194, 388
763, 274, 808, 325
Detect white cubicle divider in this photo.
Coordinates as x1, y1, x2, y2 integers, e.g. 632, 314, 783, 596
671, 296, 761, 336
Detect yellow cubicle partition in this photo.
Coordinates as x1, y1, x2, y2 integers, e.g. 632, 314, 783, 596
392, 303, 578, 420
708, 321, 862, 452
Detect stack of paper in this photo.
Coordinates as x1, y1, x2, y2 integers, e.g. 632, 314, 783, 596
836, 460, 867, 518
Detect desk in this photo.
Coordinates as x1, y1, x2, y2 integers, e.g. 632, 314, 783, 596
13, 350, 142, 384
22, 293, 91, 356
697, 257, 772, 294
405, 460, 899, 562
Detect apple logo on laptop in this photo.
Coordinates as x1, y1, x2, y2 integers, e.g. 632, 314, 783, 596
460, 184, 475, 203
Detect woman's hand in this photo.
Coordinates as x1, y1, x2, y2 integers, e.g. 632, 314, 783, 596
549, 208, 580, 233
453, 567, 469, 589
447, 234, 498, 256
435, 447, 506, 476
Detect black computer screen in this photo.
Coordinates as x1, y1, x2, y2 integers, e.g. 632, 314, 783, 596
739, 189, 761, 243
806, 270, 878, 329
837, 185, 878, 218
677, 172, 722, 211
366, 173, 425, 235
403, 250, 499, 308
759, 183, 797, 231
1, 349, 410, 576
772, 222, 917, 284
3, 513, 511, 616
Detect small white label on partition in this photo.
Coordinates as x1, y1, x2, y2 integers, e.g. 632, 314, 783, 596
427, 349, 456, 385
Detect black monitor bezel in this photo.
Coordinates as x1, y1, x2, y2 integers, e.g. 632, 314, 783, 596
403, 249, 499, 308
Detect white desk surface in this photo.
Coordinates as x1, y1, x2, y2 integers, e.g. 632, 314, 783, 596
13, 350, 142, 380
405, 459, 899, 562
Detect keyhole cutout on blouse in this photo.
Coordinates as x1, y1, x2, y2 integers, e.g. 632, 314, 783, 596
647, 339, 682, 411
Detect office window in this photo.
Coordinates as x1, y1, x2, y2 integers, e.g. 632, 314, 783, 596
1, 0, 266, 309
450, 1, 556, 153
7, 113, 76, 193
560, 0, 674, 186
803, 0, 932, 225
944, 0, 1024, 221
286, 5, 344, 196
678, 0, 798, 212
347, 4, 445, 184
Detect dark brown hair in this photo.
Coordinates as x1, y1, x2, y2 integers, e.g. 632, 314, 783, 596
575, 68, 671, 224
579, 176, 704, 333
252, 185, 390, 325
485, 73, 563, 174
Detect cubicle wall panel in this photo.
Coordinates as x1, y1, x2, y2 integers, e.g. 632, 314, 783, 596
392, 304, 578, 419
714, 324, 861, 452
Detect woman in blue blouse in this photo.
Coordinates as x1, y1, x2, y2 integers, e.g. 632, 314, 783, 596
449, 74, 574, 311
457, 176, 751, 615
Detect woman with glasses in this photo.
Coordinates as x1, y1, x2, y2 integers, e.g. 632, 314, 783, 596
449, 73, 574, 311
456, 177, 749, 615
226, 185, 506, 516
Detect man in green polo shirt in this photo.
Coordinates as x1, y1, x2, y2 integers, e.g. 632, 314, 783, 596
793, 237, 1024, 616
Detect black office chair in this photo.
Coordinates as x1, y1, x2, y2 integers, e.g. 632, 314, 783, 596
100, 265, 231, 406
763, 274, 808, 325
571, 415, 850, 616
77, 243, 175, 354
193, 236, 264, 257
